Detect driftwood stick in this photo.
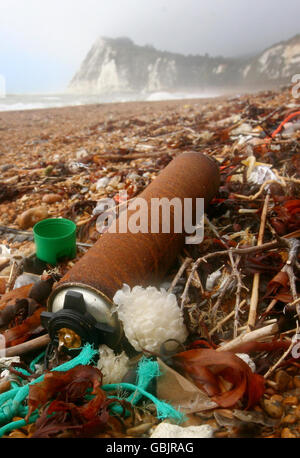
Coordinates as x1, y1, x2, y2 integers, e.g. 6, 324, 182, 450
3, 334, 50, 357
247, 192, 270, 331
168, 257, 192, 294
209, 299, 246, 336
216, 322, 279, 353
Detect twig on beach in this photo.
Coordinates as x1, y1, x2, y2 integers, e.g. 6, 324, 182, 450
228, 251, 248, 338
180, 239, 281, 310
211, 273, 236, 317
264, 338, 295, 379
209, 299, 246, 336
247, 192, 270, 331
216, 322, 279, 353
168, 257, 192, 294
6, 260, 23, 292
233, 180, 285, 201
281, 238, 300, 319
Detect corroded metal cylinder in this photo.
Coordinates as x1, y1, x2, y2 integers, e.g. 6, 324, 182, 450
44, 152, 220, 347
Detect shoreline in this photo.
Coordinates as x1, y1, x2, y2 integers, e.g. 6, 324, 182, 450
0, 86, 295, 235
0, 93, 226, 116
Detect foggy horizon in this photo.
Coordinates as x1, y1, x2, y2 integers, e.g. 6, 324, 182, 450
0, 0, 299, 94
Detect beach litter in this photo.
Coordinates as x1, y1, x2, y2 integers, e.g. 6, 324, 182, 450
0, 86, 299, 437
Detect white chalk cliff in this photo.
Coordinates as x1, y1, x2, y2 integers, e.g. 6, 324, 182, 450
68, 35, 300, 95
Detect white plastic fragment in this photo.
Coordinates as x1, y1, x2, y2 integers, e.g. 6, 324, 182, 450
242, 156, 281, 186
14, 273, 40, 289
236, 353, 256, 372
96, 177, 110, 190
0, 357, 21, 380
283, 120, 300, 135
0, 356, 20, 370
97, 344, 129, 384
0, 370, 10, 380
205, 267, 223, 291
150, 423, 214, 438
0, 245, 10, 268
113, 284, 188, 353
231, 123, 253, 136
0, 245, 10, 257
76, 148, 89, 161
248, 165, 279, 185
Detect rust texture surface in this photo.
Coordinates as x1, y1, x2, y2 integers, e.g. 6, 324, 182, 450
56, 152, 220, 299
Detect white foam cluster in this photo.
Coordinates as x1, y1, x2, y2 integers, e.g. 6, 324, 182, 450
97, 344, 129, 384
113, 284, 188, 353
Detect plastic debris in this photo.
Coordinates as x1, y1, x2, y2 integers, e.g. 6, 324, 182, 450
0, 85, 299, 439
97, 344, 129, 384
14, 273, 40, 290
150, 423, 214, 438
113, 284, 188, 353
242, 157, 281, 185
96, 177, 110, 190
236, 353, 256, 373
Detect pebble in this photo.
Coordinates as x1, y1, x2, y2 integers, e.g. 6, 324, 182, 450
76, 148, 89, 161
0, 278, 6, 294
293, 405, 300, 419
294, 376, 300, 388
8, 431, 27, 438
1, 164, 14, 172
271, 394, 283, 402
16, 206, 49, 229
281, 428, 297, 438
275, 370, 292, 391
42, 193, 62, 204
263, 398, 284, 418
281, 414, 297, 425
96, 177, 109, 190
283, 396, 298, 406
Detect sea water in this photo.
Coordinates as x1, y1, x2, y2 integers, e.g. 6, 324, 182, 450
0, 91, 220, 112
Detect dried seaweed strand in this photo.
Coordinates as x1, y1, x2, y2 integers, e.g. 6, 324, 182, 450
180, 239, 280, 310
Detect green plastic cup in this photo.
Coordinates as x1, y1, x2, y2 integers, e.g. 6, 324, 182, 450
33, 218, 77, 265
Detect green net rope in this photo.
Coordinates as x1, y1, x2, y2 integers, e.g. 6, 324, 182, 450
0, 349, 184, 437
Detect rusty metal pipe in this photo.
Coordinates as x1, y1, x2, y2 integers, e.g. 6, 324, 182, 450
43, 152, 220, 347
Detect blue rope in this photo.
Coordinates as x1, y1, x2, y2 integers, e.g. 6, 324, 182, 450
0, 350, 184, 437
102, 382, 184, 424
0, 412, 39, 437
101, 357, 185, 424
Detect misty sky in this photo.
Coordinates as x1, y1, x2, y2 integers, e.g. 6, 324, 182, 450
0, 0, 299, 93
